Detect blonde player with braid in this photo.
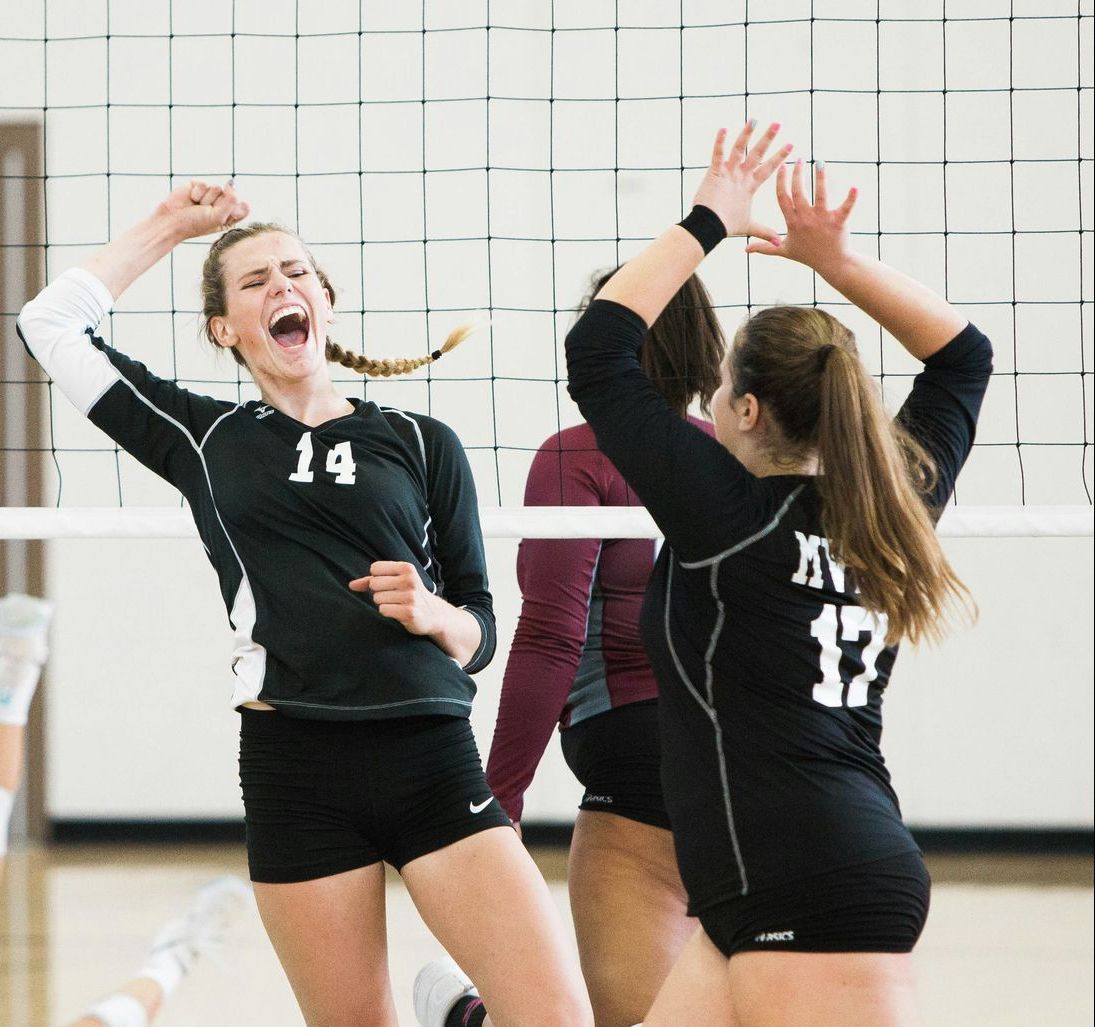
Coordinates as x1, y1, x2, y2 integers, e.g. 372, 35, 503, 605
18, 181, 592, 1027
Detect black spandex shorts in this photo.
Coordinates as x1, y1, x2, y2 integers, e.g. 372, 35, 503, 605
698, 851, 931, 958
239, 708, 511, 883
559, 699, 671, 831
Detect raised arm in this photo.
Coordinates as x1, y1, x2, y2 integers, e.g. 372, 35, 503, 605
16, 182, 251, 488
745, 161, 966, 359
83, 181, 249, 300
595, 121, 790, 323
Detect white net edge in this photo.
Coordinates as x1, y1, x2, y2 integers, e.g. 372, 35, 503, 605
0, 506, 1091, 540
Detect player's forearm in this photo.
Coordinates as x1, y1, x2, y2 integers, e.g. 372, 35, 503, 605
81, 212, 186, 301
594, 225, 705, 327
429, 600, 485, 670
818, 252, 967, 361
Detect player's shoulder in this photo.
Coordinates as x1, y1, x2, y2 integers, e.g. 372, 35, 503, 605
535, 421, 600, 454
376, 405, 464, 455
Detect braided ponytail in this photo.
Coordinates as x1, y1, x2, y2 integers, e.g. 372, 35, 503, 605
325, 324, 476, 377
201, 223, 476, 376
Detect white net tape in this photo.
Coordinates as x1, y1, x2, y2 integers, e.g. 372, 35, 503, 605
1, 505, 1091, 540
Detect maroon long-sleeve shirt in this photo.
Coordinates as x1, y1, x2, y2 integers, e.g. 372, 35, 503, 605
486, 417, 713, 822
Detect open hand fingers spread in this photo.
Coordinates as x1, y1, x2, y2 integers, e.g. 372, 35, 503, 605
757, 143, 794, 186
775, 162, 795, 219
835, 185, 859, 224
791, 158, 809, 207
728, 118, 756, 164
709, 127, 728, 171
745, 220, 781, 246
744, 238, 783, 257
814, 162, 829, 209
744, 122, 781, 169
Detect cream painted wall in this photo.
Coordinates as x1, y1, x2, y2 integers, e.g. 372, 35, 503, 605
45, 534, 1094, 826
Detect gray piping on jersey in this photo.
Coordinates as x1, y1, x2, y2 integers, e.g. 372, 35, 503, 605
679, 485, 806, 570
381, 406, 427, 471
664, 558, 750, 895
460, 605, 492, 671
112, 378, 266, 701
267, 695, 473, 712
421, 515, 438, 590
114, 378, 245, 572
384, 406, 442, 593
199, 406, 241, 449
85, 368, 123, 415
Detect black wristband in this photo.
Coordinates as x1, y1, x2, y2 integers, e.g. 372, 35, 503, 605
677, 204, 727, 255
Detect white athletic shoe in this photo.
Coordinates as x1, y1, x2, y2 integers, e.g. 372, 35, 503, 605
148, 875, 253, 974
413, 956, 479, 1027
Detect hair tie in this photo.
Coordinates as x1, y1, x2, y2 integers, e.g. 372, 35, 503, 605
817, 344, 836, 371
430, 349, 443, 361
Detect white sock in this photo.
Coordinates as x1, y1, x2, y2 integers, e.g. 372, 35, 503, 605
137, 919, 190, 996
83, 993, 150, 1027
0, 787, 13, 856
134, 877, 250, 995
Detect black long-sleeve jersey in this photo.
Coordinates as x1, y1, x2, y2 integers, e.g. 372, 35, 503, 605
18, 268, 495, 720
567, 298, 992, 910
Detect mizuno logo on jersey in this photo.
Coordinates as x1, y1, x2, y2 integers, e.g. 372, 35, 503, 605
255, 405, 275, 420
754, 930, 795, 943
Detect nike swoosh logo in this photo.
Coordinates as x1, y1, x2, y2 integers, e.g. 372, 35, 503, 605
469, 797, 493, 814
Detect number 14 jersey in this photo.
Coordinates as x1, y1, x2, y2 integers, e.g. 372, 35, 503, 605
18, 268, 495, 721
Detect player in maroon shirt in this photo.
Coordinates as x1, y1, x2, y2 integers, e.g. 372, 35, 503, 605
486, 271, 723, 1027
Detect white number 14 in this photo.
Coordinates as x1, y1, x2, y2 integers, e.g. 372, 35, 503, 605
288, 432, 357, 485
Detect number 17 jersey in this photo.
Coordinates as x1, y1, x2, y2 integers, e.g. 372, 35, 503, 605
566, 300, 993, 911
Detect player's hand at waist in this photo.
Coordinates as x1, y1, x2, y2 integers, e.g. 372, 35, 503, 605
349, 561, 444, 637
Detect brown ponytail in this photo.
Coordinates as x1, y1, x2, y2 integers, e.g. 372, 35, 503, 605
731, 306, 973, 646
200, 223, 472, 375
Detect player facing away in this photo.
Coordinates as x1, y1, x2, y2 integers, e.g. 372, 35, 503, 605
565, 121, 991, 1026
484, 270, 722, 1026
18, 182, 592, 1027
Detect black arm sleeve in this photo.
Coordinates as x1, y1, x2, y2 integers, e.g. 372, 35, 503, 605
895, 323, 994, 511
418, 415, 497, 673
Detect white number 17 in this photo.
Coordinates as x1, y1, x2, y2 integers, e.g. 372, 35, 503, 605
810, 602, 888, 709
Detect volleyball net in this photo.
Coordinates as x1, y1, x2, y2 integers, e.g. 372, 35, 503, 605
1, 2, 1091, 540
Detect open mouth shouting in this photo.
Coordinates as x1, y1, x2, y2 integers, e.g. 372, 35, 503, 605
268, 304, 311, 349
